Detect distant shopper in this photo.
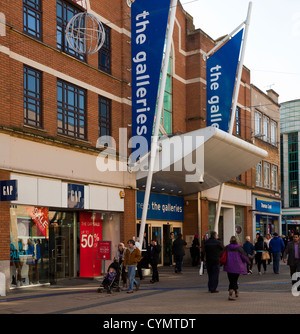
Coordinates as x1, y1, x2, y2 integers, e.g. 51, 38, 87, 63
243, 236, 255, 274
283, 233, 300, 289
255, 236, 268, 275
269, 232, 285, 274
172, 233, 187, 274
147, 239, 161, 283
124, 239, 142, 293
190, 234, 200, 266
166, 232, 175, 266
223, 236, 250, 300
203, 231, 223, 293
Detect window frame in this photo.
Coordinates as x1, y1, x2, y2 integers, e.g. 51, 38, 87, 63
98, 95, 111, 138
23, 0, 42, 40
57, 79, 87, 140
23, 65, 43, 128
98, 24, 111, 74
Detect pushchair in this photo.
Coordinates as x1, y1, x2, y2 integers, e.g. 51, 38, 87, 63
97, 260, 122, 294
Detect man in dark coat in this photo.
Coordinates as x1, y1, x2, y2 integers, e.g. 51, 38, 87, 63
203, 231, 224, 293
283, 233, 300, 290
172, 233, 187, 274
147, 240, 161, 283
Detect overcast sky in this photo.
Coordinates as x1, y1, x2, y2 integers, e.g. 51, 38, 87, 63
181, 0, 300, 104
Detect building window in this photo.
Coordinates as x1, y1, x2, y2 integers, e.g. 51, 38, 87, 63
23, 0, 42, 39
263, 116, 269, 142
236, 107, 241, 136
270, 120, 277, 146
56, 0, 85, 61
288, 132, 299, 207
98, 25, 111, 74
256, 162, 262, 187
23, 66, 42, 127
272, 165, 278, 191
57, 79, 86, 139
264, 162, 270, 189
254, 111, 262, 136
98, 96, 111, 137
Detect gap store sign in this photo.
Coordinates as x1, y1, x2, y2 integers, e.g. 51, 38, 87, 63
137, 191, 184, 221
255, 198, 281, 214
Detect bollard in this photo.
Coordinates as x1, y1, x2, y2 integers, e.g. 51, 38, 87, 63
0, 272, 6, 296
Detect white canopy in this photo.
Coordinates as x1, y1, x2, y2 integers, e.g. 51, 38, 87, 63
131, 126, 268, 195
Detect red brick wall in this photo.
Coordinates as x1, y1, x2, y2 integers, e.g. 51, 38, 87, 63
0, 171, 10, 261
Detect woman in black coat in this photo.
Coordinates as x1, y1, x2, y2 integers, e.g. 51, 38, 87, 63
147, 240, 161, 283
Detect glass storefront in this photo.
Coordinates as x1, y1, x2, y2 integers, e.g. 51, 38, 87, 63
10, 204, 121, 288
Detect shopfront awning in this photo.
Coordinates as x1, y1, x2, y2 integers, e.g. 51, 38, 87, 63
130, 126, 268, 196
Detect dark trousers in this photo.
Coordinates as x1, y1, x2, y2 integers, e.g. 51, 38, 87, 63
227, 273, 239, 291
206, 263, 220, 292
150, 261, 159, 282
175, 255, 183, 273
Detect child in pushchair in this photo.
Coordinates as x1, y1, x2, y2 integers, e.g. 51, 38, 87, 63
97, 260, 122, 294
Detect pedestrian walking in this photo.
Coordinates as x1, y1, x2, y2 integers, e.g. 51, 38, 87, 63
223, 236, 250, 300
123, 239, 142, 293
172, 233, 187, 274
114, 242, 127, 289
255, 236, 268, 275
165, 232, 175, 266
269, 232, 285, 274
283, 233, 300, 290
243, 236, 255, 274
190, 234, 200, 266
203, 231, 223, 293
147, 239, 161, 283
265, 234, 272, 264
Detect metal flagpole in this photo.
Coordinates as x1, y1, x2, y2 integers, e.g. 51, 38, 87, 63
213, 2, 252, 234
138, 0, 178, 247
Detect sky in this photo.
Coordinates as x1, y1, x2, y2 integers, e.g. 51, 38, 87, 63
181, 0, 300, 104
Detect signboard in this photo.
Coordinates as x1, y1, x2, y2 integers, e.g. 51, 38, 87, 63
131, 0, 171, 161
0, 180, 18, 201
255, 198, 281, 214
206, 29, 244, 131
137, 191, 184, 221
97, 241, 111, 260
79, 212, 102, 277
68, 183, 84, 209
25, 207, 49, 239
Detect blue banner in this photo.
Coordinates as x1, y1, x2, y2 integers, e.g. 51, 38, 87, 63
0, 180, 18, 201
131, 0, 171, 161
137, 191, 184, 221
206, 29, 244, 132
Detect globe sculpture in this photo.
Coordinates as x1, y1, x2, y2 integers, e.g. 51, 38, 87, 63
127, 0, 135, 7
66, 12, 105, 55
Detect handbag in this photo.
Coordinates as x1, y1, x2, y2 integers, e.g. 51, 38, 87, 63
199, 261, 204, 275
262, 251, 270, 260
219, 250, 227, 265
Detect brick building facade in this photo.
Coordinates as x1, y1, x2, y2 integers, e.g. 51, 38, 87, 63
0, 0, 279, 292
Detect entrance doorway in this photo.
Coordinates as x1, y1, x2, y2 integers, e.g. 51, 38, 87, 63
49, 211, 75, 284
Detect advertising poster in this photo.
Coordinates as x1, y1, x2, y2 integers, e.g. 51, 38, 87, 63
79, 212, 103, 277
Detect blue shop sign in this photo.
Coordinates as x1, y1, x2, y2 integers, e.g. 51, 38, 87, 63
255, 198, 280, 214
0, 180, 18, 201
137, 191, 184, 221
68, 184, 84, 209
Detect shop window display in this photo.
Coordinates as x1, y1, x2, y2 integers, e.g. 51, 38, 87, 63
10, 205, 49, 287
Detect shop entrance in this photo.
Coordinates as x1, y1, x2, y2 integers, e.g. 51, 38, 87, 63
49, 211, 75, 284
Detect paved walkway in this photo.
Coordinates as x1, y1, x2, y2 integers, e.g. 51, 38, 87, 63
0, 260, 298, 316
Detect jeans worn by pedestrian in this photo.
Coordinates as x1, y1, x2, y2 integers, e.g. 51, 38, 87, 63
272, 252, 281, 274
127, 265, 138, 291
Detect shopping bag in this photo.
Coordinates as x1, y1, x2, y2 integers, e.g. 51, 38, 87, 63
219, 250, 227, 265
199, 261, 203, 275
262, 251, 270, 260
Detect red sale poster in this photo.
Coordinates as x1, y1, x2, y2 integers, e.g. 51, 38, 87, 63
79, 212, 102, 277
25, 207, 49, 239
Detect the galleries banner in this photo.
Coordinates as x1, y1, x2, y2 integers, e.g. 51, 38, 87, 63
131, 0, 171, 161
79, 212, 102, 277
206, 28, 244, 132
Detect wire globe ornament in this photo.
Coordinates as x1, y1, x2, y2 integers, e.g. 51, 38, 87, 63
66, 12, 105, 55
126, 0, 135, 7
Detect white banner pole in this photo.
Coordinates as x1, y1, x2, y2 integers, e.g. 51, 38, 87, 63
213, 2, 252, 235
138, 0, 178, 248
